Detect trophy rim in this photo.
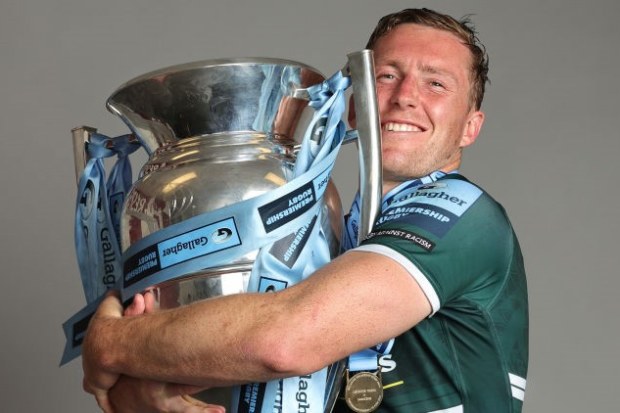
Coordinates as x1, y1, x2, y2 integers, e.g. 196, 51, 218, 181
106, 56, 325, 100
104, 56, 328, 148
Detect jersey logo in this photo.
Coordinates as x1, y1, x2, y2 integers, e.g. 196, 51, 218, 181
409, 180, 481, 215
365, 228, 435, 251
380, 179, 483, 238
378, 354, 397, 373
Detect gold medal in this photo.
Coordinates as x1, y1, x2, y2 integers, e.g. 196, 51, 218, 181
344, 370, 384, 413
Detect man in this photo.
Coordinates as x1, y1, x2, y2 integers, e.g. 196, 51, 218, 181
82, 8, 528, 413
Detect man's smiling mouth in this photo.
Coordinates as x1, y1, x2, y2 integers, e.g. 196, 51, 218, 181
383, 122, 425, 132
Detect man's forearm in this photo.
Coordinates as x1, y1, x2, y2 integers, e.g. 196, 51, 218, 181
84, 251, 430, 388
87, 292, 290, 388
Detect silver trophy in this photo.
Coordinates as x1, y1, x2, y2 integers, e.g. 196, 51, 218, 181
71, 53, 381, 412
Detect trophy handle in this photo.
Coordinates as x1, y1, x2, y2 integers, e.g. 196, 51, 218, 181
71, 126, 98, 185
346, 50, 383, 243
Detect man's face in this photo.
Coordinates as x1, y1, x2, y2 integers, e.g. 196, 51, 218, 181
370, 23, 484, 193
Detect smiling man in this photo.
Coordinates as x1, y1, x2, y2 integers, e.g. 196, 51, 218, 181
368, 19, 484, 194
82, 8, 528, 413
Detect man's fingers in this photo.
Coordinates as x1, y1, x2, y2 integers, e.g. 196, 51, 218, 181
143, 289, 158, 313
180, 395, 226, 413
107, 375, 226, 413
94, 390, 115, 413
124, 290, 158, 317
97, 291, 124, 318
184, 405, 226, 413
124, 294, 146, 317
165, 387, 226, 413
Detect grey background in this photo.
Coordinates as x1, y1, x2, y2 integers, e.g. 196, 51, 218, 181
1, 0, 618, 411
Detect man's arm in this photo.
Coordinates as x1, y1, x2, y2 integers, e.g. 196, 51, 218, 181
83, 249, 432, 390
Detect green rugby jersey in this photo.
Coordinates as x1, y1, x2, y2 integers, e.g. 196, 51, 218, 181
339, 175, 528, 412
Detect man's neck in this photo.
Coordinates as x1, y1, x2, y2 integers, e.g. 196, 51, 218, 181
381, 169, 459, 196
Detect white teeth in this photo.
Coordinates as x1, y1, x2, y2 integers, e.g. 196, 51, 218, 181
384, 122, 422, 132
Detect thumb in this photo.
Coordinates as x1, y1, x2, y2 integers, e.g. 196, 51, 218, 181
96, 290, 124, 319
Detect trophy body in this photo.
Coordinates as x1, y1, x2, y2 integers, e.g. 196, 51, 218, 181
122, 131, 343, 306
67, 52, 381, 411
107, 58, 345, 410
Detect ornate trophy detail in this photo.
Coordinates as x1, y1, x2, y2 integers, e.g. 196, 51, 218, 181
63, 53, 382, 413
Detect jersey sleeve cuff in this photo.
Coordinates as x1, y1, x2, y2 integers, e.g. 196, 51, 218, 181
353, 244, 441, 315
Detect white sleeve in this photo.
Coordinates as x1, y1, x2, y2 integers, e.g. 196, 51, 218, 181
353, 244, 441, 316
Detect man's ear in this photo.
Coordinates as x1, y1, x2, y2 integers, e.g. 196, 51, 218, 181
460, 110, 485, 148
347, 95, 357, 129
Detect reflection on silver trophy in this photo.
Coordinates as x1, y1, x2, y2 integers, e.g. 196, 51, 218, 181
69, 53, 382, 412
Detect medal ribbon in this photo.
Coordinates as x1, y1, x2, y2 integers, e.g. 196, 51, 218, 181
73, 133, 140, 304
235, 72, 350, 413
343, 171, 449, 377
106, 134, 138, 242
343, 170, 449, 249
64, 133, 140, 364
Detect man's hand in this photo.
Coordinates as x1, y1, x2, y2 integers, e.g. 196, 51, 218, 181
108, 376, 225, 413
82, 291, 125, 412
85, 290, 224, 413
123, 289, 158, 317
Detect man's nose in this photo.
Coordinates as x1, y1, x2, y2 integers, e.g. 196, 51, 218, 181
391, 77, 419, 108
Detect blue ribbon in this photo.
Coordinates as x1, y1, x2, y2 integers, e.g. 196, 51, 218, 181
61, 150, 338, 366
74, 133, 141, 303
106, 134, 139, 242
343, 171, 451, 375
62, 72, 352, 381
234, 72, 351, 413
344, 171, 449, 250
64, 133, 140, 365
64, 71, 369, 413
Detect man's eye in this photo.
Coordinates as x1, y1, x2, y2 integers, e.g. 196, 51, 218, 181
378, 73, 395, 80
431, 81, 444, 88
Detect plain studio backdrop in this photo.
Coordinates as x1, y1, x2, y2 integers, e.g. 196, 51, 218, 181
1, 0, 618, 411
